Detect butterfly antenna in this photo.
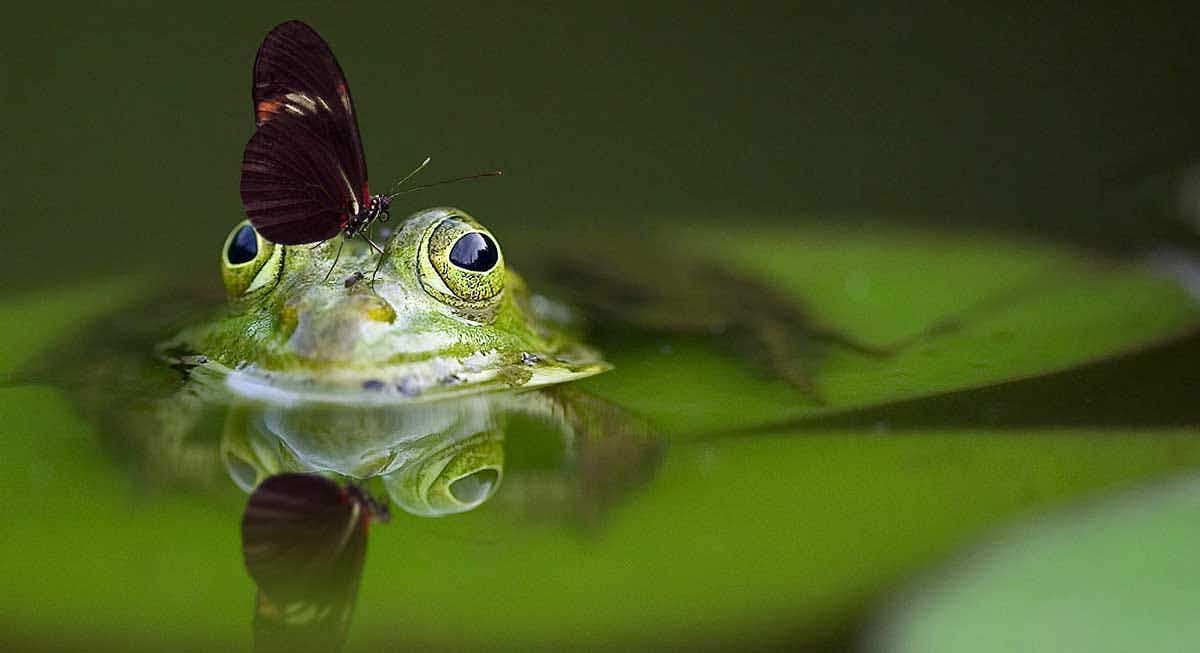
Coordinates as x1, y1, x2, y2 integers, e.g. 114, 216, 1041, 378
386, 156, 432, 196
385, 170, 503, 201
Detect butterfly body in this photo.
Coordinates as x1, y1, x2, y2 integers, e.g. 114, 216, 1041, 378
344, 194, 391, 240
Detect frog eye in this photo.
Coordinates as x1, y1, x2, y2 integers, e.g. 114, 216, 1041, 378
221, 220, 282, 297
448, 232, 499, 272
227, 224, 259, 264
419, 212, 505, 313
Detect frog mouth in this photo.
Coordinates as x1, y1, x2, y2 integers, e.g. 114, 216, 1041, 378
214, 355, 611, 407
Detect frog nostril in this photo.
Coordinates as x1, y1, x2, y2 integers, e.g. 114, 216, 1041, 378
358, 296, 396, 323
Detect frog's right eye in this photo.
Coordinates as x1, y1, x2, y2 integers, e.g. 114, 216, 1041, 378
221, 220, 281, 297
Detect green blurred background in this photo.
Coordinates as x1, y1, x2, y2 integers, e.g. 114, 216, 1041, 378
4, 2, 1200, 287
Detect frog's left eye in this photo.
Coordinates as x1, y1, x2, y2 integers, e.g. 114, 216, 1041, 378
221, 220, 281, 297
419, 211, 505, 316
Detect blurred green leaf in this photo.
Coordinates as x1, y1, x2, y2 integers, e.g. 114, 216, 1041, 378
579, 219, 1200, 435
871, 471, 1200, 653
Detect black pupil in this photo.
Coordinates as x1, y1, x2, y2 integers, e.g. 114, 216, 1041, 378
228, 225, 258, 265
449, 232, 498, 272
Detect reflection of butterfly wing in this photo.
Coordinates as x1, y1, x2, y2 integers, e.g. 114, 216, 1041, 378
240, 20, 369, 245
241, 474, 368, 653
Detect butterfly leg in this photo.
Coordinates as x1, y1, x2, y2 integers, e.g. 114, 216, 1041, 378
362, 234, 385, 255
322, 238, 346, 282
368, 240, 391, 286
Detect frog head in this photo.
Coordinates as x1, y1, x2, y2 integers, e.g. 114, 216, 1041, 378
167, 207, 607, 402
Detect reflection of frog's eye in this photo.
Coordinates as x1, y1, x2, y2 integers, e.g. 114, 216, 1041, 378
420, 212, 505, 312
221, 220, 282, 297
382, 430, 505, 516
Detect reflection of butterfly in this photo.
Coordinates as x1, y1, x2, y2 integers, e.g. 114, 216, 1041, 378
239, 20, 395, 250
241, 473, 389, 653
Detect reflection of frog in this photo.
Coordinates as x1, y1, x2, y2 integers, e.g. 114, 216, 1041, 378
161, 207, 609, 401
227, 388, 661, 652
222, 388, 660, 521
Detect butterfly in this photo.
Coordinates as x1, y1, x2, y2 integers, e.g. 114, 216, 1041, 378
241, 473, 390, 653
239, 21, 497, 263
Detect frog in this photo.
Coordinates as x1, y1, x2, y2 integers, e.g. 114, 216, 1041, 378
159, 206, 611, 403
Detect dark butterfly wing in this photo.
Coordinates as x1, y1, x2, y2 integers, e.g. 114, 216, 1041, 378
252, 20, 368, 195
241, 111, 360, 244
241, 21, 369, 244
242, 473, 369, 653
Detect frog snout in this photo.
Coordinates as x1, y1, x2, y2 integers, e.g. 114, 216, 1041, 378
284, 293, 397, 362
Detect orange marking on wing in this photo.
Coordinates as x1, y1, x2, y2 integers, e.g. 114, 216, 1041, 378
255, 99, 283, 125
